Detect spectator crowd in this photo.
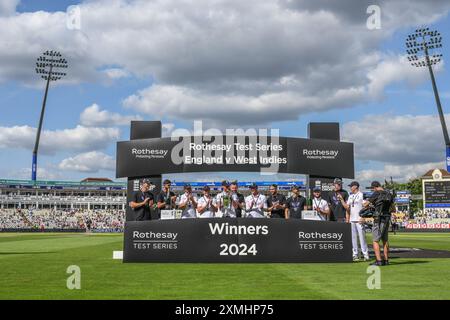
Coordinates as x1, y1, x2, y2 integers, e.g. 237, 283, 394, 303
413, 208, 450, 224
0, 208, 125, 232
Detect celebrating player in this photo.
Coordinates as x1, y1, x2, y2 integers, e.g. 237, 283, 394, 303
285, 185, 307, 219
244, 183, 267, 218
312, 187, 330, 221
157, 179, 177, 210
196, 186, 215, 218
213, 180, 230, 218
178, 184, 198, 218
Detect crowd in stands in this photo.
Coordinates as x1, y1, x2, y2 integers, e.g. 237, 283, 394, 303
0, 208, 125, 232
413, 208, 450, 224
2, 207, 449, 232
391, 211, 410, 228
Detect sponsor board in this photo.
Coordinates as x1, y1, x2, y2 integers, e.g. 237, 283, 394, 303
116, 136, 354, 178
406, 223, 450, 229
123, 219, 352, 263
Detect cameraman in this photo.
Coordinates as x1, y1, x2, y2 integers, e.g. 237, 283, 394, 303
129, 180, 154, 221
362, 181, 394, 266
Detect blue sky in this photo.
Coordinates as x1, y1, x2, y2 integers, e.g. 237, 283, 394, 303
1, 0, 450, 185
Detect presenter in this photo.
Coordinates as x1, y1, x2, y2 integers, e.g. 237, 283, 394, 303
244, 183, 267, 218
157, 179, 177, 210
178, 184, 198, 218
285, 185, 307, 219
312, 187, 330, 221
196, 186, 215, 218
129, 180, 153, 221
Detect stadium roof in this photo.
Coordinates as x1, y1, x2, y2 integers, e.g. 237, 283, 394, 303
170, 181, 304, 188
0, 179, 126, 188
81, 177, 114, 183
0, 179, 304, 189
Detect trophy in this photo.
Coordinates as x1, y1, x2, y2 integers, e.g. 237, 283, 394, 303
222, 195, 230, 209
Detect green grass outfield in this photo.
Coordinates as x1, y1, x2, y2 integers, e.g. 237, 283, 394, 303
0, 232, 449, 300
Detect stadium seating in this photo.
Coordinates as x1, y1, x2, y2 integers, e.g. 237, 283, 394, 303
0, 208, 125, 232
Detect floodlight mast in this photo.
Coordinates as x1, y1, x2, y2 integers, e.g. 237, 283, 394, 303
32, 51, 68, 181
406, 28, 450, 170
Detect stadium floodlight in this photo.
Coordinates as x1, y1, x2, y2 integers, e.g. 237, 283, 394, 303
32, 51, 68, 181
406, 27, 449, 170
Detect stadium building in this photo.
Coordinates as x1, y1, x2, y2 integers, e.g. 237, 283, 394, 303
0, 178, 127, 210
0, 179, 305, 210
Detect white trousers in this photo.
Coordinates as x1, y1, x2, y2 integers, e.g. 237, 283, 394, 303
246, 211, 265, 218
181, 208, 197, 218
351, 222, 369, 257
197, 211, 214, 218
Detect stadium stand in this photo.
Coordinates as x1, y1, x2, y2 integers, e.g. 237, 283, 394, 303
0, 208, 125, 232
1, 179, 306, 231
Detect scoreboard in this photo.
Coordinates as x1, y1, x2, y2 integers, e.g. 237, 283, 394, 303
424, 180, 450, 207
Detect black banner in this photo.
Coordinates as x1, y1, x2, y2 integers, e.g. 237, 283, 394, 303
123, 219, 352, 263
116, 135, 354, 178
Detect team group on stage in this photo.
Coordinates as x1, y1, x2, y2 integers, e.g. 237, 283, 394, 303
130, 178, 368, 222
131, 179, 310, 220
130, 177, 394, 264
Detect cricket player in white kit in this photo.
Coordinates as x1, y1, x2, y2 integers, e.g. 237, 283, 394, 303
312, 187, 330, 221
178, 184, 198, 218
196, 186, 215, 218
340, 181, 369, 261
244, 183, 267, 218
213, 180, 230, 218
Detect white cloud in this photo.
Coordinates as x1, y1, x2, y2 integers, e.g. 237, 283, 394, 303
356, 161, 445, 186
0, 0, 449, 124
10, 167, 64, 180
102, 68, 130, 80
0, 125, 120, 154
58, 151, 115, 173
366, 55, 435, 98
342, 113, 450, 165
79, 103, 142, 127
123, 54, 445, 126
0, 0, 19, 17
162, 123, 175, 136
283, 0, 450, 29
123, 84, 366, 126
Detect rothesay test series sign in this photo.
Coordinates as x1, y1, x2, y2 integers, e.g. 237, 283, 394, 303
116, 135, 354, 178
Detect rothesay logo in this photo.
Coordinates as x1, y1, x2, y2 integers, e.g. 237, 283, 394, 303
132, 148, 169, 159
302, 149, 339, 160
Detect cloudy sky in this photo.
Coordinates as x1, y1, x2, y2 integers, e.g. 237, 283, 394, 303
0, 0, 449, 186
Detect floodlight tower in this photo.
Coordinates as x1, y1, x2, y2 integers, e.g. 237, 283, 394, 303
406, 28, 449, 171
32, 51, 68, 181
